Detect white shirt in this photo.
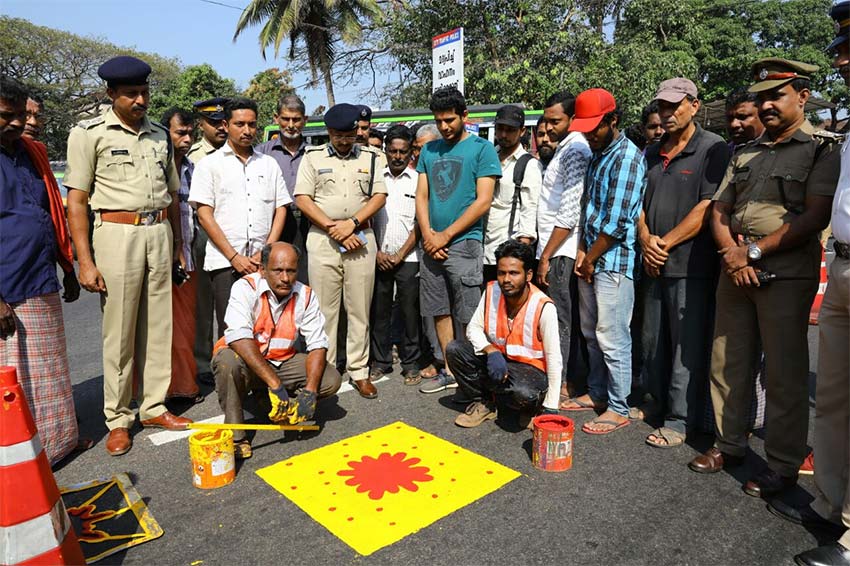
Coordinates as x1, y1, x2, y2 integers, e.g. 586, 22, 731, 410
833, 137, 850, 244
483, 146, 542, 264
466, 292, 562, 410
536, 132, 592, 260
372, 167, 419, 262
189, 143, 292, 271
224, 277, 329, 366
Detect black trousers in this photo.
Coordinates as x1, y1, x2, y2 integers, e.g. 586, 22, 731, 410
210, 267, 240, 339
370, 261, 428, 372
446, 339, 547, 410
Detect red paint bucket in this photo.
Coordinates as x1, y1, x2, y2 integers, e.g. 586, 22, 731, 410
532, 415, 574, 472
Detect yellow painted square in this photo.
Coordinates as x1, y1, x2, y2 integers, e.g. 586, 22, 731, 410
256, 421, 520, 555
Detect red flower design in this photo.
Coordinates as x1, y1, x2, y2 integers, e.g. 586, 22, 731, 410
337, 452, 433, 500
67, 504, 118, 543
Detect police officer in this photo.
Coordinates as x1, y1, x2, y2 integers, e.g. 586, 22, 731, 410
293, 103, 388, 398
355, 105, 372, 146
689, 59, 841, 498
187, 97, 228, 384
64, 56, 193, 456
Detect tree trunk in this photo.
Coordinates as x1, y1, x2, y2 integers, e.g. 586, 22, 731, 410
319, 49, 335, 106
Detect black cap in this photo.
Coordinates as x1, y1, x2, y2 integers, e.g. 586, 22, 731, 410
357, 104, 372, 122
828, 1, 850, 52
97, 56, 151, 86
325, 103, 360, 131
193, 97, 229, 121
494, 105, 525, 129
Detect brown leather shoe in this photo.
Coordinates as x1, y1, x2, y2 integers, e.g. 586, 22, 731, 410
688, 447, 744, 473
106, 428, 131, 456
350, 377, 378, 399
744, 468, 797, 498
141, 411, 193, 431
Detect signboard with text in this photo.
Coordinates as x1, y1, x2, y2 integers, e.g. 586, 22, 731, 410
432, 27, 464, 94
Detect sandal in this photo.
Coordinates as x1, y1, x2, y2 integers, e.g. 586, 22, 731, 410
560, 396, 605, 412
420, 364, 439, 380
370, 367, 392, 381
582, 417, 630, 435
403, 369, 422, 386
645, 427, 685, 449
234, 441, 252, 460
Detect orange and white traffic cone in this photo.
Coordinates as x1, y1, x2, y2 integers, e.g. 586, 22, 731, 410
0, 366, 85, 565
809, 247, 828, 325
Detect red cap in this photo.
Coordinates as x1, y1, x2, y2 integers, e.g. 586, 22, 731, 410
569, 88, 617, 133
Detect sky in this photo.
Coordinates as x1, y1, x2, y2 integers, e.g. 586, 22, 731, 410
2, 0, 392, 112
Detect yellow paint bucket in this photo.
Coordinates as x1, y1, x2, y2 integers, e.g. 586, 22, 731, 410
189, 429, 235, 489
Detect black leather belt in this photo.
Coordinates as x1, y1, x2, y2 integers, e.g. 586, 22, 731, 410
835, 241, 850, 260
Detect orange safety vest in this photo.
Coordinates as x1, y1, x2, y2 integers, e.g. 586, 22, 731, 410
482, 280, 552, 372
213, 273, 312, 362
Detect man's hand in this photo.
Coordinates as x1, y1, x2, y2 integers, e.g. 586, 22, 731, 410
78, 262, 106, 293
327, 219, 355, 242
340, 233, 365, 252
177, 248, 188, 271
376, 251, 400, 271
62, 270, 81, 303
250, 250, 262, 265
730, 266, 761, 287
643, 258, 661, 278
575, 253, 595, 284
231, 253, 260, 275
641, 234, 668, 268
536, 256, 551, 287
486, 351, 508, 386
422, 229, 451, 256
720, 243, 749, 274
288, 389, 318, 423
267, 384, 290, 423
0, 301, 15, 339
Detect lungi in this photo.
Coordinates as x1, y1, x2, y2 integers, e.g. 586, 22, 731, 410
167, 274, 200, 400
0, 292, 78, 465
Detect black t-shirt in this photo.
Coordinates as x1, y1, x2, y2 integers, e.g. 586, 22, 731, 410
644, 125, 730, 278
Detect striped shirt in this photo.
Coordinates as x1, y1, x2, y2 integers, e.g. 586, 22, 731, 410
177, 157, 195, 272
372, 167, 419, 262
582, 133, 646, 279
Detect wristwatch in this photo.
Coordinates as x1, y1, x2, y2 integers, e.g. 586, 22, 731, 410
747, 243, 763, 261
350, 216, 361, 230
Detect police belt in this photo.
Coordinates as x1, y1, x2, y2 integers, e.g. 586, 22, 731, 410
100, 210, 166, 226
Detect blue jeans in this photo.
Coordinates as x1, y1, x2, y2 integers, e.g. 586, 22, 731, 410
578, 271, 635, 417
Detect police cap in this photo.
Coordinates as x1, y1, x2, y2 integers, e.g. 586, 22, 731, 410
357, 105, 372, 122
193, 97, 229, 121
828, 1, 850, 52
325, 103, 360, 131
748, 58, 819, 93
97, 56, 151, 86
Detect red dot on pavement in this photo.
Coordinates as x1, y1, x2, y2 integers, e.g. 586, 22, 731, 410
347, 517, 354, 522
389, 522, 396, 526
318, 470, 324, 475
328, 507, 336, 512
376, 507, 383, 512
432, 494, 438, 499
486, 470, 493, 475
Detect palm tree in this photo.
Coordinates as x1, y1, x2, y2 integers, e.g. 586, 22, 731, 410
233, 0, 381, 106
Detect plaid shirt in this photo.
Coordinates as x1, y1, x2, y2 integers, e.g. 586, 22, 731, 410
581, 133, 646, 279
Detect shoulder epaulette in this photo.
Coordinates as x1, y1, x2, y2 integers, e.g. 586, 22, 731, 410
813, 129, 845, 143
305, 144, 326, 153
77, 115, 105, 129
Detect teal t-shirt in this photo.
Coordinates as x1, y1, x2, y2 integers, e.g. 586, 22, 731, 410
416, 133, 502, 243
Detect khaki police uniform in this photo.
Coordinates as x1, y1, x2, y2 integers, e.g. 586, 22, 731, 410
710, 119, 841, 476
293, 143, 387, 380
64, 108, 179, 430
186, 135, 220, 376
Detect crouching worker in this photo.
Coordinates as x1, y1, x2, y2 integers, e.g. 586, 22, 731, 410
212, 242, 341, 458
448, 240, 562, 428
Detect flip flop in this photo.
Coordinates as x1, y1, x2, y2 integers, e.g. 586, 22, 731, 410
645, 427, 685, 449
560, 397, 604, 412
420, 364, 439, 379
582, 418, 630, 435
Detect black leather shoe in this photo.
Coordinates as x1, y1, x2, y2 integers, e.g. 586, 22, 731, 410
768, 499, 844, 535
795, 543, 850, 566
744, 468, 797, 498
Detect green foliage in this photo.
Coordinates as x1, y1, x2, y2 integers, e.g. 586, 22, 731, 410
383, 0, 847, 127
0, 16, 179, 159
243, 68, 296, 128
149, 64, 239, 124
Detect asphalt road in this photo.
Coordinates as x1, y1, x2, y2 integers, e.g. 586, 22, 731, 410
53, 275, 828, 566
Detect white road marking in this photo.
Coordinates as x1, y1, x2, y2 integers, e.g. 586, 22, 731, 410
147, 375, 393, 446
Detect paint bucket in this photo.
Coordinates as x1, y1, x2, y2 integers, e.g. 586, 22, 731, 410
531, 415, 574, 472
189, 429, 235, 489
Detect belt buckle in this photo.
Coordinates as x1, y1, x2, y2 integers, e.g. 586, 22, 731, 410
140, 211, 157, 226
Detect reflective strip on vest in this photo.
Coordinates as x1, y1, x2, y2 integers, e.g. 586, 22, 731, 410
0, 499, 70, 564
0, 434, 42, 468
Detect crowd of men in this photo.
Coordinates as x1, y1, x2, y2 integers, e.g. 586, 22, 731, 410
1, 2, 849, 563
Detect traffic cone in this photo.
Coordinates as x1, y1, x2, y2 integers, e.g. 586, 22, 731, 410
809, 247, 828, 325
0, 366, 85, 565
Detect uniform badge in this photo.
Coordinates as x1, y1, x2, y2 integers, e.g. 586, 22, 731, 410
759, 68, 769, 80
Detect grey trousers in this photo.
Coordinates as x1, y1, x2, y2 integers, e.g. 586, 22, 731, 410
212, 349, 342, 442
546, 256, 575, 386
640, 276, 715, 433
